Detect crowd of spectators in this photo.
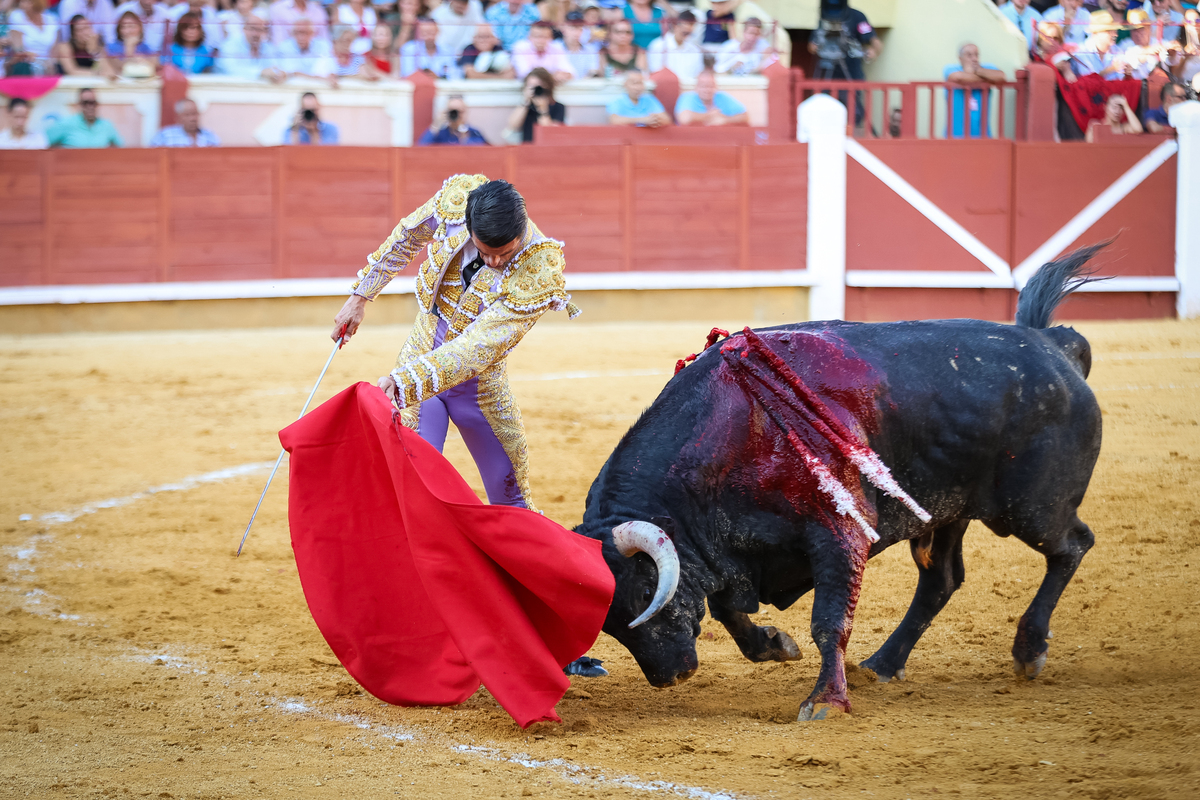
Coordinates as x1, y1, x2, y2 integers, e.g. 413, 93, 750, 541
0, 0, 786, 80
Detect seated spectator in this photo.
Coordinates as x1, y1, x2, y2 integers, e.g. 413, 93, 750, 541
1144, 81, 1187, 132
561, 11, 601, 78
284, 91, 339, 144
278, 18, 334, 79
675, 68, 748, 126
581, 3, 607, 49
1097, 0, 1131, 40
485, 0, 540, 52
54, 15, 113, 77
149, 98, 220, 146
714, 16, 774, 75
431, 0, 483, 59
113, 0, 171, 53
601, 19, 647, 76
106, 10, 157, 77
460, 23, 514, 78
163, 11, 215, 73
1176, 10, 1199, 86
1086, 92, 1142, 140
0, 98, 48, 149
1034, 22, 1079, 83
1149, 0, 1186, 44
47, 88, 123, 148
216, 0, 256, 49
646, 10, 701, 80
325, 24, 378, 79
56, 0, 116, 46
392, 0, 422, 51
700, 0, 735, 52
1115, 10, 1177, 80
269, 0, 328, 46
607, 69, 670, 126
166, 0, 224, 52
7, 0, 61, 74
702, 0, 790, 59
1042, 0, 1091, 47
419, 94, 489, 144
336, 0, 378, 54
945, 43, 1006, 138
998, 0, 1042, 52
624, 0, 665, 51
216, 12, 286, 82
399, 17, 456, 78
512, 20, 575, 82
502, 66, 565, 142
365, 22, 398, 76
1073, 12, 1125, 79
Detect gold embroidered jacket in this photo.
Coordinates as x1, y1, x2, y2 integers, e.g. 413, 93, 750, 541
351, 173, 578, 408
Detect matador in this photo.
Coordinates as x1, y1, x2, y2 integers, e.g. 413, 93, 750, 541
331, 174, 577, 512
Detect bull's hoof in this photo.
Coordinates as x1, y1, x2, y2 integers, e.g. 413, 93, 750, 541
797, 701, 846, 722
859, 653, 904, 683
761, 626, 803, 662
1012, 653, 1047, 680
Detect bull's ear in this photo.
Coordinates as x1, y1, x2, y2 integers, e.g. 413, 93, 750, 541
650, 516, 677, 541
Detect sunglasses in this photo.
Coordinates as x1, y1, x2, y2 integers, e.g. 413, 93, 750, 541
80, 99, 98, 105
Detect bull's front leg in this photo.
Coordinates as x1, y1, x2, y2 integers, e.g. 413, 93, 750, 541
708, 599, 803, 663
799, 527, 870, 721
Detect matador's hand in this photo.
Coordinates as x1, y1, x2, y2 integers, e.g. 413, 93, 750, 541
378, 374, 400, 407
333, 294, 368, 345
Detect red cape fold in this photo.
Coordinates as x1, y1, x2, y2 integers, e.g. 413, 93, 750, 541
1055, 73, 1141, 134
279, 382, 615, 728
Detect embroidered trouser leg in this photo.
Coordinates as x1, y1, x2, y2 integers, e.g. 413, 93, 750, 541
405, 367, 536, 511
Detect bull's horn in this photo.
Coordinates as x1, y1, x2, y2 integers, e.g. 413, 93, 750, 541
612, 521, 680, 628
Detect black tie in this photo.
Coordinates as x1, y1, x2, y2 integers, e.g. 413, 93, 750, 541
463, 254, 485, 288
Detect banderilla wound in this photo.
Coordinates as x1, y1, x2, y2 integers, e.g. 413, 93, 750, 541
731, 367, 880, 543
728, 328, 931, 524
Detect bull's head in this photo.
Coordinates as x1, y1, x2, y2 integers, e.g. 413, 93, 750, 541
601, 521, 702, 688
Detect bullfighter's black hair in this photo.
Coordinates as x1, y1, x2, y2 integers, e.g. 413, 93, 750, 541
466, 180, 527, 248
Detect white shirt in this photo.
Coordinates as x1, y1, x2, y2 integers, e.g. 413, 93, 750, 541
335, 4, 378, 54
57, 0, 116, 43
1042, 6, 1092, 46
8, 9, 62, 59
714, 37, 773, 76
277, 35, 333, 76
0, 128, 49, 150
646, 33, 703, 80
430, 0, 484, 58
510, 38, 577, 78
114, 1, 172, 53
216, 36, 282, 79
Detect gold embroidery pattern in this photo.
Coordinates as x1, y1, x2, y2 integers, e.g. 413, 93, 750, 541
353, 195, 439, 301
500, 240, 569, 315
434, 173, 488, 232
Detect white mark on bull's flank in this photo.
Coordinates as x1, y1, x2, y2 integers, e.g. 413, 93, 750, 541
1009, 365, 1018, 371
35, 461, 276, 525
949, 359, 958, 371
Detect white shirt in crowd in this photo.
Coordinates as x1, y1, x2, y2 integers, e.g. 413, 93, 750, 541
216, 35, 282, 79
0, 128, 49, 150
335, 3, 378, 54
430, 0, 484, 58
646, 33, 704, 80
113, 1, 173, 53
277, 35, 333, 76
57, 0, 117, 42
8, 8, 62, 59
1042, 6, 1092, 46
715, 37, 773, 75
511, 38, 577, 78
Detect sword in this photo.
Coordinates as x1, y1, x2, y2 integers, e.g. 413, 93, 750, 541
237, 331, 345, 557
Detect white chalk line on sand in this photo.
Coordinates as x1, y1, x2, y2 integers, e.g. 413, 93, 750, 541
20, 461, 275, 526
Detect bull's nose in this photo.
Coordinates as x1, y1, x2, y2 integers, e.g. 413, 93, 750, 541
651, 668, 697, 688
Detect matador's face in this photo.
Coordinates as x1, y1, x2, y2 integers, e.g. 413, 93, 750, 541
472, 232, 524, 269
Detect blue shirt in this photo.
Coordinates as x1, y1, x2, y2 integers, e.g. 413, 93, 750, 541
944, 63, 1000, 138
998, 3, 1042, 50
149, 125, 221, 147
484, 2, 540, 51
607, 92, 665, 123
399, 39, 457, 78
623, 3, 664, 50
283, 120, 340, 145
47, 114, 123, 148
164, 43, 215, 74
675, 90, 746, 118
418, 125, 489, 145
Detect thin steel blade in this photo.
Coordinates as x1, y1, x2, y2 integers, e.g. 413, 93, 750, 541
237, 335, 343, 556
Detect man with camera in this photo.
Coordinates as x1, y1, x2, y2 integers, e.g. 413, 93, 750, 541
807, 0, 881, 82
284, 92, 340, 145
418, 95, 489, 145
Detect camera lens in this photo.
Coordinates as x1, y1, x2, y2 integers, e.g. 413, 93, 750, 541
302, 109, 316, 122
447, 108, 460, 121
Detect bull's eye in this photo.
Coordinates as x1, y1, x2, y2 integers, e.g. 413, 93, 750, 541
642, 586, 653, 603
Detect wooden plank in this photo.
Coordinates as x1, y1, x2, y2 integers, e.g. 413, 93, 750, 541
158, 149, 170, 282
170, 195, 273, 220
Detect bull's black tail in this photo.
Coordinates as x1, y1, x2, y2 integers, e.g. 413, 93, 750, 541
1014, 242, 1109, 330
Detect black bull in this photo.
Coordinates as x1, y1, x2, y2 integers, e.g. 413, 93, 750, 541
575, 247, 1104, 720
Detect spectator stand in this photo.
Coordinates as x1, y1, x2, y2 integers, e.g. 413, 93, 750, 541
184, 75, 416, 147
0, 76, 163, 148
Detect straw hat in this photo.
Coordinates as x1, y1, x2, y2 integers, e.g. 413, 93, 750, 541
1126, 8, 1150, 25
1088, 10, 1123, 33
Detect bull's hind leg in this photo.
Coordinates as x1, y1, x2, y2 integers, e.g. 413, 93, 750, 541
1005, 515, 1094, 679
860, 520, 969, 682
708, 600, 803, 663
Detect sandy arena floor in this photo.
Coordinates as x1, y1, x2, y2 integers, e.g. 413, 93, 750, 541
1, 317, 1198, 800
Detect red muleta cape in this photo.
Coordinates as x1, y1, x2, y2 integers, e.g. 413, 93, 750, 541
279, 382, 615, 728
